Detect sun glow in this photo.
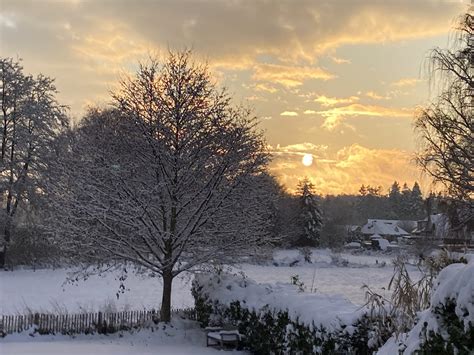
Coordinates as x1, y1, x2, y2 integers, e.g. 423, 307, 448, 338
302, 154, 313, 167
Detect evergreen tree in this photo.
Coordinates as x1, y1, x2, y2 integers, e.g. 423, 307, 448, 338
295, 177, 323, 247
410, 182, 424, 220
388, 181, 402, 218
399, 183, 412, 219
389, 181, 401, 204
359, 184, 367, 196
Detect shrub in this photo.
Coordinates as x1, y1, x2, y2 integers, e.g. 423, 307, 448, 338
378, 258, 473, 354
192, 272, 393, 354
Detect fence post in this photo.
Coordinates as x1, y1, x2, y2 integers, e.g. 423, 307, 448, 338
97, 312, 103, 334
33, 313, 39, 329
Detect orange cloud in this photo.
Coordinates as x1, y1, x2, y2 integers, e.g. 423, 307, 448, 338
365, 91, 390, 100
252, 63, 334, 88
317, 103, 413, 130
269, 143, 423, 195
271, 142, 328, 156
253, 83, 278, 93
314, 95, 359, 107
280, 111, 299, 117
330, 56, 351, 64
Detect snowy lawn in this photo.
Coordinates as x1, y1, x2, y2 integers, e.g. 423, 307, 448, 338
0, 250, 422, 354
0, 319, 246, 354
0, 250, 420, 315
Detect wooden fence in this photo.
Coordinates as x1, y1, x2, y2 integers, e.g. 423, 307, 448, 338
0, 308, 196, 336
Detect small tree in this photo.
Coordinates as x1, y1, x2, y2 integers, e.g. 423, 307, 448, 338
52, 51, 273, 322
295, 177, 323, 247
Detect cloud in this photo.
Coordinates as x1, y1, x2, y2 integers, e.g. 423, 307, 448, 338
269, 143, 422, 195
0, 13, 16, 28
314, 95, 359, 107
365, 91, 390, 100
391, 78, 421, 87
0, 0, 462, 116
304, 110, 317, 114
317, 103, 413, 130
252, 63, 334, 87
253, 83, 278, 93
271, 142, 328, 155
280, 111, 299, 117
330, 56, 351, 64
246, 95, 266, 101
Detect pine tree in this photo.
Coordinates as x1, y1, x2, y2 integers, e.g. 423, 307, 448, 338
296, 177, 323, 247
400, 183, 412, 219
410, 182, 424, 220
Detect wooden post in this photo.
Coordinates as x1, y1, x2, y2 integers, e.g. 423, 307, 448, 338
98, 312, 103, 334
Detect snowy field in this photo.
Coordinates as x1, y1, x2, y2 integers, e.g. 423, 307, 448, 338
0, 249, 416, 315
0, 249, 420, 354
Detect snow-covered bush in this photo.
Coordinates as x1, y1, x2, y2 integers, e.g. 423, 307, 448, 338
272, 249, 307, 267
378, 258, 473, 354
192, 272, 394, 353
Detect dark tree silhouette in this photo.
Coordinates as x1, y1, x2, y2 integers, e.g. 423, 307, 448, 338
416, 12, 473, 201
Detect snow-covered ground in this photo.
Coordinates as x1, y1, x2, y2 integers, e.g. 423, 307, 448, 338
0, 268, 193, 315
0, 249, 440, 354
0, 319, 246, 354
0, 249, 416, 315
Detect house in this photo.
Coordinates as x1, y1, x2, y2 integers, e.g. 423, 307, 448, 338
360, 219, 411, 242
412, 213, 473, 248
412, 214, 449, 239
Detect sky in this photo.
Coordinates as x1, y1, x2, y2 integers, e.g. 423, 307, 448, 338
1, 0, 470, 195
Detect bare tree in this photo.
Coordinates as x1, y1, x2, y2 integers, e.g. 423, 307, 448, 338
0, 58, 68, 268
416, 12, 473, 201
52, 51, 272, 322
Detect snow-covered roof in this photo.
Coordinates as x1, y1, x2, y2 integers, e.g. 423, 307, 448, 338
372, 238, 390, 251
345, 225, 360, 232
361, 219, 409, 236
412, 213, 450, 237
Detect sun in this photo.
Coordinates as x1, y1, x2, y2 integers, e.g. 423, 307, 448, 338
302, 153, 313, 167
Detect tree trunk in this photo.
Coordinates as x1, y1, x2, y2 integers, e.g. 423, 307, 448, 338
160, 270, 173, 322
0, 219, 11, 269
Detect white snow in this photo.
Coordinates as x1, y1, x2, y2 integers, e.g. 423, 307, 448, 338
272, 249, 308, 266
195, 272, 364, 331
3, 249, 465, 353
0, 269, 195, 315
0, 250, 420, 314
0, 319, 246, 354
372, 238, 390, 251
